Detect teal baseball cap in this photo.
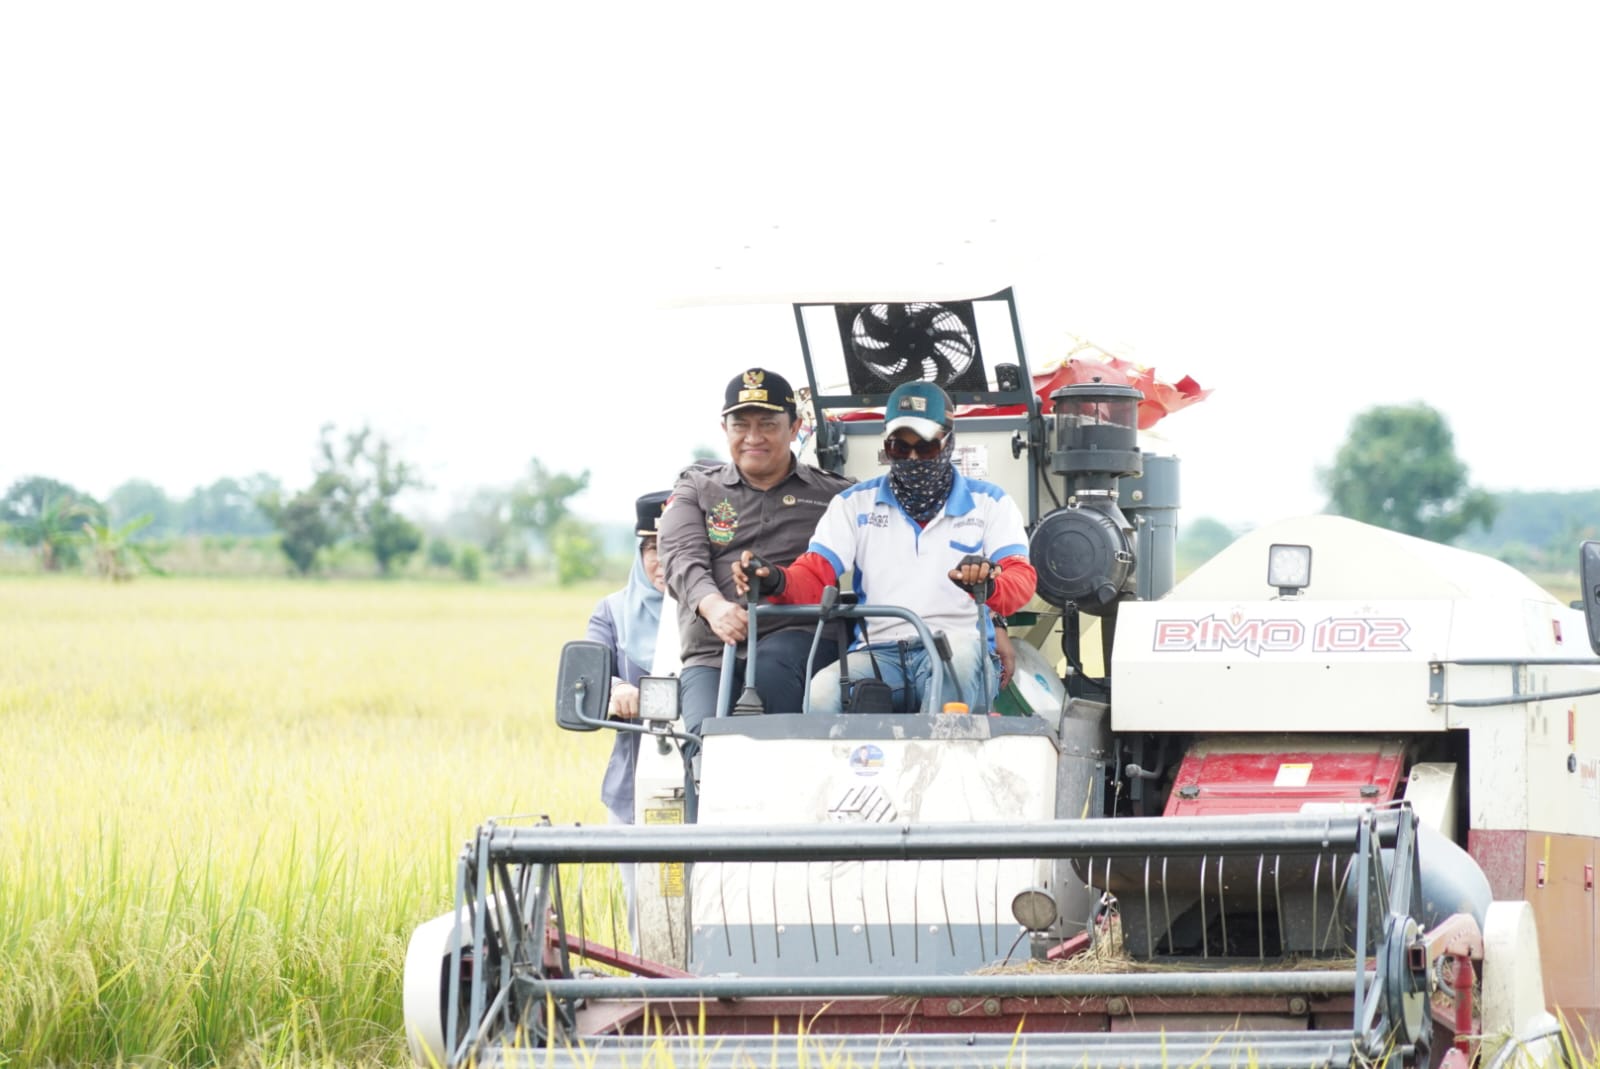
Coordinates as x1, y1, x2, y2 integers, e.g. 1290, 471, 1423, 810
884, 381, 953, 440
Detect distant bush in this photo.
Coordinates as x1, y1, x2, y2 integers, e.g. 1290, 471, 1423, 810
456, 544, 482, 582
551, 519, 600, 586
1177, 516, 1239, 574
427, 536, 455, 569
131, 535, 280, 577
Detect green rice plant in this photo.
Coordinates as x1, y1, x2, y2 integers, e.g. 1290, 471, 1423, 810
0, 576, 617, 1067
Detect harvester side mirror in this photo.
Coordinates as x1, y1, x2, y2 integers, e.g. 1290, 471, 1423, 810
1580, 541, 1600, 657
554, 640, 614, 732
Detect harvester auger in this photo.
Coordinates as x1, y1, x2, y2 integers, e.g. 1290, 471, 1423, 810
405, 289, 1600, 1068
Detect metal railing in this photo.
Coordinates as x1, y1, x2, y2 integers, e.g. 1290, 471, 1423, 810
444, 806, 1438, 1068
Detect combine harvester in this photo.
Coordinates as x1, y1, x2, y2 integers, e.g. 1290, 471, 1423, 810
405, 289, 1600, 1067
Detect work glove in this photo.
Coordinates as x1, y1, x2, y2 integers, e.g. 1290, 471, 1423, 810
948, 553, 996, 602
744, 553, 787, 598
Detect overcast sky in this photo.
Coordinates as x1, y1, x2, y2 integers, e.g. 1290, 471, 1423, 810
3, 3, 1596, 532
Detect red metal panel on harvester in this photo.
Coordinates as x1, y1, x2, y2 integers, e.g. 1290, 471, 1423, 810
1163, 746, 1406, 817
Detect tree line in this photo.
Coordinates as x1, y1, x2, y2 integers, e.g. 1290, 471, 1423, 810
1177, 402, 1595, 575
1, 424, 601, 582
4, 404, 1594, 582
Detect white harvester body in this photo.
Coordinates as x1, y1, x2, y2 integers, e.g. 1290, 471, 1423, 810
405, 288, 1600, 1069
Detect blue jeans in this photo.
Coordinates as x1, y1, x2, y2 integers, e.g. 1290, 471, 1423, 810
807, 636, 1000, 715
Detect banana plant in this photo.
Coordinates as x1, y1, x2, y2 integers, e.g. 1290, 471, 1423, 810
5, 492, 94, 571
80, 514, 167, 581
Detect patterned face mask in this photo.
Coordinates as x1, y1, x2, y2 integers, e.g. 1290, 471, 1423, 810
888, 435, 955, 524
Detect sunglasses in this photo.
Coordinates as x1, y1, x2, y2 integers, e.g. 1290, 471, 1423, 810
883, 436, 947, 461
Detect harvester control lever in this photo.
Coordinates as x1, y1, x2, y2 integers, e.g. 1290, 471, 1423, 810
799, 586, 839, 716
948, 555, 998, 715
733, 560, 766, 716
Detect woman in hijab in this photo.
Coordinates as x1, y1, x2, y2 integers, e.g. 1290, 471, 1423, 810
584, 490, 669, 947
588, 490, 671, 828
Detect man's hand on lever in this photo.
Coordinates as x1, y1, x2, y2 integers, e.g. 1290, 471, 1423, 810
732, 550, 786, 599
948, 554, 997, 602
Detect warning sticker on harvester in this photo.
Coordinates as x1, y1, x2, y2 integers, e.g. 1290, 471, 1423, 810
643, 806, 685, 898
1274, 763, 1313, 788
952, 444, 988, 480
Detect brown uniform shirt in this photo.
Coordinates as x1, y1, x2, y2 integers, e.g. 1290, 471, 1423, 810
658, 456, 853, 669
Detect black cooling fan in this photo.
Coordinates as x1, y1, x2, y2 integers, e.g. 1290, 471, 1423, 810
835, 301, 988, 394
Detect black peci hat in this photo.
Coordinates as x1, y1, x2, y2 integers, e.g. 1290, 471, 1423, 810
722, 368, 798, 417
635, 491, 670, 537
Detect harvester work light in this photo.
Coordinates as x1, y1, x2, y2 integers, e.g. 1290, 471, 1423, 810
1267, 543, 1312, 597
638, 676, 681, 724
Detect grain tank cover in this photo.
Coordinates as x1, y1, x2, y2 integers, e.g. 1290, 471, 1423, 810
1111, 514, 1577, 733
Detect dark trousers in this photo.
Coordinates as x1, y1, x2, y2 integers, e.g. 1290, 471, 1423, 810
679, 630, 839, 734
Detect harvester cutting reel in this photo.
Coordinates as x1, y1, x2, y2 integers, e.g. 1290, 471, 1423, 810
418, 803, 1489, 1069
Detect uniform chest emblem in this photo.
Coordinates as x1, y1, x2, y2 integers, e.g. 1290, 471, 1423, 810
782, 494, 796, 506
707, 499, 739, 544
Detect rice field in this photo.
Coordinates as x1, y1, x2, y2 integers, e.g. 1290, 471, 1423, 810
0, 577, 616, 1068
6, 575, 1595, 1069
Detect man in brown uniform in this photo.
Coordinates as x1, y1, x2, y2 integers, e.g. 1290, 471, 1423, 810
658, 368, 853, 733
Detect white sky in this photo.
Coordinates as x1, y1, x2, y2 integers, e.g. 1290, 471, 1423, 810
3, 2, 1596, 532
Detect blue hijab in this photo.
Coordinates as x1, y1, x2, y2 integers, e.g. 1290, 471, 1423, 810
605, 547, 663, 676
